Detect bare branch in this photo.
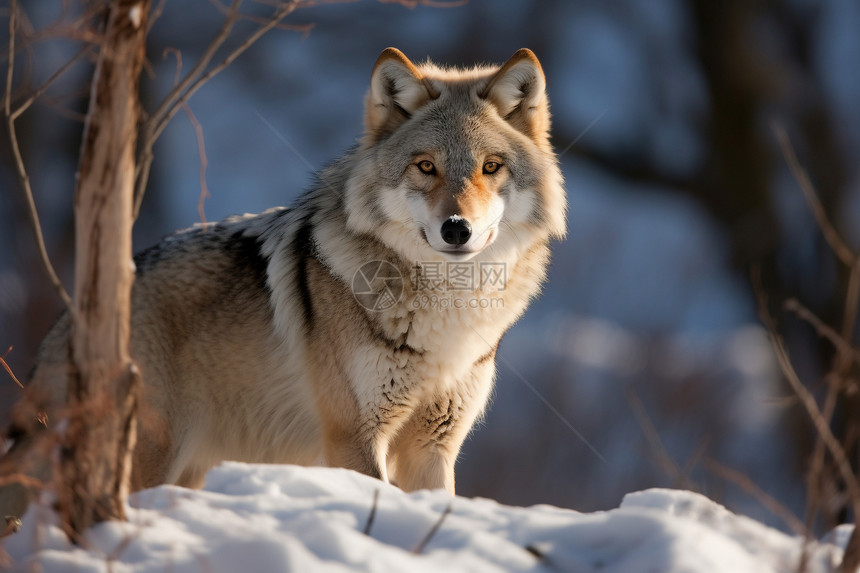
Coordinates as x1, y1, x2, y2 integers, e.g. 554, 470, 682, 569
208, 0, 316, 32
412, 503, 452, 554
775, 123, 860, 542
0, 4, 107, 61
163, 47, 183, 86
804, 384, 839, 525
703, 458, 808, 537
362, 489, 379, 535
841, 529, 860, 573
134, 0, 244, 218
627, 391, 697, 490
147, 0, 242, 130
35, 94, 89, 123
4, 0, 73, 310
0, 474, 45, 489
772, 122, 856, 267
753, 268, 860, 540
839, 259, 860, 361
9, 45, 92, 120
181, 103, 212, 224
150, 0, 301, 142
222, 12, 313, 33
147, 0, 169, 33
0, 347, 24, 389
134, 0, 303, 218
378, 0, 468, 7
764, 330, 856, 500
784, 298, 860, 370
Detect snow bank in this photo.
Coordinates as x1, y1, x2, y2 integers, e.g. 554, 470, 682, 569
1, 463, 848, 572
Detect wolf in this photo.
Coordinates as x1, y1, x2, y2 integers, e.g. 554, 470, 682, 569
1, 47, 566, 526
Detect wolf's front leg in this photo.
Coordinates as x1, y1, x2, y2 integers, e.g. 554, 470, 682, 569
387, 403, 464, 493
309, 358, 392, 481
389, 366, 495, 493
318, 388, 412, 483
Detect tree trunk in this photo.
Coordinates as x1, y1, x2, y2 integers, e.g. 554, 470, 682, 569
57, 0, 149, 540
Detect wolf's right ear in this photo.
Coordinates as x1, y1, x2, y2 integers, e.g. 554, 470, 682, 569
480, 49, 549, 144
364, 48, 438, 140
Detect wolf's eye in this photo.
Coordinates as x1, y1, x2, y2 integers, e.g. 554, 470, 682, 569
417, 160, 436, 175
483, 161, 502, 175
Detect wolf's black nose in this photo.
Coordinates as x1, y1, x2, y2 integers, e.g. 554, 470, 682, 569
441, 217, 472, 245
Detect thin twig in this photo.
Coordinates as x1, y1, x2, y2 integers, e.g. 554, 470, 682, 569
412, 503, 452, 554
4, 0, 73, 310
774, 122, 860, 551
149, 0, 301, 143
0, 3, 106, 61
19, 25, 104, 49
182, 103, 211, 224
841, 528, 860, 573
703, 458, 808, 536
0, 347, 23, 389
379, 0, 469, 7
839, 260, 860, 364
133, 0, 242, 218
147, 0, 241, 129
134, 0, 302, 219
146, 0, 169, 33
784, 299, 860, 369
775, 125, 860, 541
804, 384, 840, 535
207, 0, 313, 32
9, 45, 91, 120
35, 94, 89, 123
230, 14, 312, 34
753, 269, 860, 534
0, 474, 45, 489
164, 47, 183, 87
833, 236, 860, 573
772, 122, 855, 266
766, 325, 858, 503
362, 489, 379, 535
627, 391, 696, 490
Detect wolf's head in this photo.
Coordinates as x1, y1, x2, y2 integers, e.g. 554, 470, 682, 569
344, 48, 566, 263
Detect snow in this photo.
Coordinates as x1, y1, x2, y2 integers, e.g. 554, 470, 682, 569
1, 463, 848, 572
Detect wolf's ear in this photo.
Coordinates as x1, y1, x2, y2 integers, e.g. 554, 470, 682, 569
480, 49, 549, 142
364, 48, 438, 139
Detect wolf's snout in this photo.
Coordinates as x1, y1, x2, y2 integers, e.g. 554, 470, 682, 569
441, 217, 472, 245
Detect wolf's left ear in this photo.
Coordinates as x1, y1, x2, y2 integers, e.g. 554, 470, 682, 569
480, 49, 549, 142
364, 48, 438, 140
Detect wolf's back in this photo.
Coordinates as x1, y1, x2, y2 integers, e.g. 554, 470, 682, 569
1, 209, 294, 523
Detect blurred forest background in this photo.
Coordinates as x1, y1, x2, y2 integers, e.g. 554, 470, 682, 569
2, 0, 860, 535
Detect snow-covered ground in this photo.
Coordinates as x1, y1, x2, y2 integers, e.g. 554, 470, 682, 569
1, 463, 849, 572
